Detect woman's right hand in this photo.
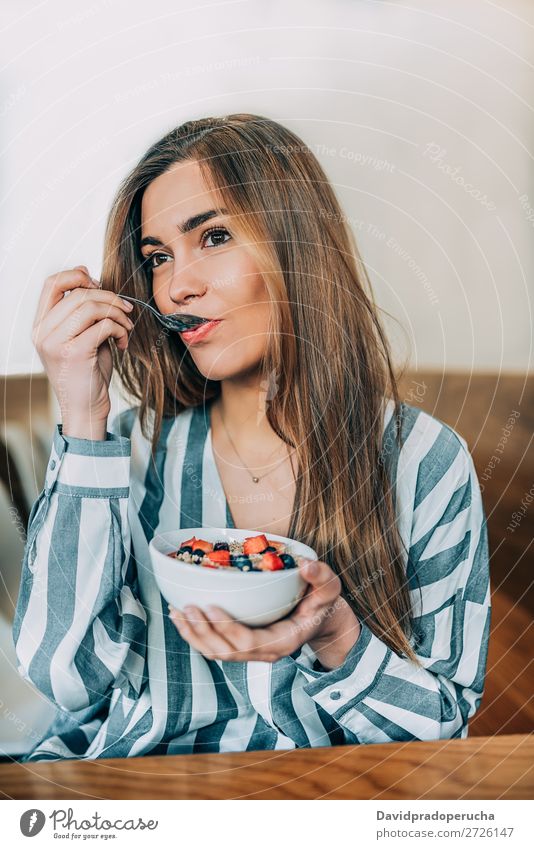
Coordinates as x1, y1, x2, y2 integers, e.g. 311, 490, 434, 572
32, 265, 135, 439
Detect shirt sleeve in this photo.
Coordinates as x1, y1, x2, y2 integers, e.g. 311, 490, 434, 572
12, 412, 147, 713
291, 431, 491, 744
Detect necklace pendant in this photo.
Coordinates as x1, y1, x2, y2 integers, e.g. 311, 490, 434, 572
252, 476, 259, 483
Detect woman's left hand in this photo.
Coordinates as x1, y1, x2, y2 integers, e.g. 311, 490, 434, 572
168, 558, 361, 671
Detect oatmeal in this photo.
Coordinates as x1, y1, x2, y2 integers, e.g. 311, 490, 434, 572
167, 533, 300, 572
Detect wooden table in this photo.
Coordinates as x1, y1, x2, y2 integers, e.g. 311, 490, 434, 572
0, 734, 532, 800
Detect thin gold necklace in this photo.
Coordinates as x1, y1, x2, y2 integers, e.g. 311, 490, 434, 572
218, 407, 295, 484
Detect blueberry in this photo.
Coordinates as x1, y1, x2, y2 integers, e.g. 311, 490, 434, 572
179, 546, 193, 555
279, 553, 296, 569
214, 542, 230, 551
193, 548, 206, 557
234, 555, 253, 572
263, 545, 277, 552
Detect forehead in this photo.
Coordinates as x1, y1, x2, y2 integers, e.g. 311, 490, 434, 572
141, 159, 218, 226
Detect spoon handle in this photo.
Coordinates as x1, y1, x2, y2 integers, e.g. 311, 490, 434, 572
119, 294, 157, 311
118, 294, 207, 329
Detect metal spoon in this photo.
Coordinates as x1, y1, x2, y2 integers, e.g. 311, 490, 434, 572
119, 294, 211, 333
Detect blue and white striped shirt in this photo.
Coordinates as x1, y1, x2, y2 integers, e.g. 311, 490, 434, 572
13, 397, 491, 761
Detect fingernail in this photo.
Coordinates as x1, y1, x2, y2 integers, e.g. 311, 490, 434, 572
120, 298, 134, 310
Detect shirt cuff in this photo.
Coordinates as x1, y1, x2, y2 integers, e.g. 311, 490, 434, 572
43, 423, 131, 497
291, 621, 392, 718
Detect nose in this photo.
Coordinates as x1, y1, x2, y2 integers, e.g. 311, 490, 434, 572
166, 255, 208, 310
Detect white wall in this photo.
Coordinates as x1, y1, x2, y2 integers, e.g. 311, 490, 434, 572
2, 0, 533, 404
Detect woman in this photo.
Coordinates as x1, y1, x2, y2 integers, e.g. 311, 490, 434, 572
13, 114, 490, 760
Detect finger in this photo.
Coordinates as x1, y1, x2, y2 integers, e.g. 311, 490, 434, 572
35, 297, 134, 347
298, 559, 341, 612
249, 616, 307, 658
38, 286, 133, 333
64, 317, 131, 357
34, 267, 99, 328
280, 563, 344, 642
204, 606, 294, 662
203, 606, 258, 652
203, 605, 336, 664
171, 606, 237, 660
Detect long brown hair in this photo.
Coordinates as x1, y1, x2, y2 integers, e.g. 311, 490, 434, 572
101, 113, 418, 662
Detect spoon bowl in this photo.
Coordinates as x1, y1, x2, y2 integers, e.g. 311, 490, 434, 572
119, 294, 211, 332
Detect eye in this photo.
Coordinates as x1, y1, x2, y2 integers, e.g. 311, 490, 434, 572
143, 252, 171, 270
201, 227, 232, 248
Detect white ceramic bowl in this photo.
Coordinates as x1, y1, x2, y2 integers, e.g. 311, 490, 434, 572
149, 527, 317, 626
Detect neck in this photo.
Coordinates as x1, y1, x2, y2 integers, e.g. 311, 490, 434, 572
211, 374, 280, 454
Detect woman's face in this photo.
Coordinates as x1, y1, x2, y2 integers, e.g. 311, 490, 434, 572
139, 159, 270, 382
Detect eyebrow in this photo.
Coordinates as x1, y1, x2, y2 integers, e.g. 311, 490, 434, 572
139, 208, 229, 249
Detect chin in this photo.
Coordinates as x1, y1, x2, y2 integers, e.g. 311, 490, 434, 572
190, 352, 262, 383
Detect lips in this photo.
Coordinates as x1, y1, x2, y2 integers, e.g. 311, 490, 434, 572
180, 319, 222, 344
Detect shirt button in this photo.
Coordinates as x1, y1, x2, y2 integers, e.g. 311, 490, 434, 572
50, 459, 56, 470
329, 689, 341, 701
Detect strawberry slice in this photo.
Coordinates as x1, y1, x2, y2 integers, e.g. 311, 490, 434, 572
266, 540, 286, 554
257, 552, 284, 571
191, 538, 214, 554
243, 534, 269, 555
206, 550, 231, 567
180, 536, 198, 549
